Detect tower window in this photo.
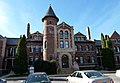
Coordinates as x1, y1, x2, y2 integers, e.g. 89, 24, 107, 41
49, 21, 52, 24
45, 41, 48, 48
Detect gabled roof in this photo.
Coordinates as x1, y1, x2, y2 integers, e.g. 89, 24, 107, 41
57, 22, 73, 29
42, 6, 59, 22
74, 32, 86, 37
6, 38, 19, 45
110, 31, 120, 39
0, 35, 4, 39
32, 31, 43, 35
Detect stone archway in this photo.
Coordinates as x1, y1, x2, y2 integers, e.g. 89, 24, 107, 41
62, 55, 69, 68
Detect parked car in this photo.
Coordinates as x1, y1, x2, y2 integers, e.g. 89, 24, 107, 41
0, 79, 6, 83
21, 72, 51, 83
116, 69, 120, 78
66, 70, 114, 83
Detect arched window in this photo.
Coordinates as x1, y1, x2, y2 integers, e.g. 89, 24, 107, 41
62, 55, 69, 68
65, 41, 69, 48
86, 45, 89, 51
114, 47, 118, 52
65, 31, 68, 38
34, 35, 37, 40
60, 30, 63, 39
8, 47, 13, 56
45, 41, 48, 48
91, 56, 95, 63
79, 45, 83, 51
90, 45, 94, 51
38, 36, 42, 40
36, 45, 39, 53
80, 56, 84, 63
60, 40, 64, 48
30, 45, 33, 52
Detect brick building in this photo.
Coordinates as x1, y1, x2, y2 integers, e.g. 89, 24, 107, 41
0, 6, 120, 74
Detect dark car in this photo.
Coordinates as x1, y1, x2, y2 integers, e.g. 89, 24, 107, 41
21, 72, 51, 83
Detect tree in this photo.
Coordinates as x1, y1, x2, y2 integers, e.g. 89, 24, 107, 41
101, 33, 116, 70
101, 33, 106, 48
14, 35, 28, 75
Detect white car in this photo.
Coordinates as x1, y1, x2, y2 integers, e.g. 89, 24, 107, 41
66, 70, 114, 83
116, 69, 120, 78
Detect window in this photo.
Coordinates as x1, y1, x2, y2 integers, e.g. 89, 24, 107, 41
116, 56, 120, 64
60, 40, 64, 48
30, 45, 33, 52
65, 31, 68, 38
45, 41, 48, 48
36, 45, 39, 53
91, 56, 95, 63
65, 41, 69, 48
8, 47, 14, 56
81, 37, 85, 41
34, 35, 37, 40
90, 45, 94, 51
38, 36, 42, 40
29, 56, 33, 65
80, 56, 83, 63
35, 55, 39, 61
86, 45, 89, 51
87, 56, 91, 63
114, 47, 118, 52
117, 47, 120, 52
77, 37, 81, 41
40, 46, 43, 52
74, 37, 77, 41
76, 73, 83, 78
60, 31, 63, 39
75, 45, 77, 51
79, 45, 83, 51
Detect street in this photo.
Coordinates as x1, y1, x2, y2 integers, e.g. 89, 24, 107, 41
7, 73, 120, 83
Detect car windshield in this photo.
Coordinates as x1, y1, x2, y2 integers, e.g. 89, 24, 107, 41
84, 71, 104, 78
27, 74, 50, 83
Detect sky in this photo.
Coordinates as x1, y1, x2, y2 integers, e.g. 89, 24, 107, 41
0, 0, 120, 39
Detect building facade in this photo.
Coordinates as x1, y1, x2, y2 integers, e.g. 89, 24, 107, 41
0, 6, 120, 74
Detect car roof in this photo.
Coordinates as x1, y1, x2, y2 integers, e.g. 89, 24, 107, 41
30, 72, 47, 75
75, 70, 98, 73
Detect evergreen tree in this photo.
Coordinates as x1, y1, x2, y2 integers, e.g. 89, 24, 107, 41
101, 33, 106, 48
14, 35, 28, 75
101, 34, 116, 70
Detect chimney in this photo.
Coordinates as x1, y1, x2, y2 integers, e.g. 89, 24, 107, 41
86, 26, 91, 40
27, 23, 30, 37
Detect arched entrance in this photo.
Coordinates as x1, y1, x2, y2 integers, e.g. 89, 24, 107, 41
62, 55, 69, 68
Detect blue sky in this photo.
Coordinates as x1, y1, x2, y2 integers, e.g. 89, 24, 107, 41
0, 0, 120, 39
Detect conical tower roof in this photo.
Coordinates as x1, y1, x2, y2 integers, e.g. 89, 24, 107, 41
42, 5, 59, 22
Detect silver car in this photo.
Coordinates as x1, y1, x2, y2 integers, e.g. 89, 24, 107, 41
21, 72, 51, 83
66, 70, 114, 83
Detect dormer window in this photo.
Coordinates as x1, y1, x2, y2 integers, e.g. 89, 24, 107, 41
60, 30, 63, 39
34, 35, 37, 40
81, 37, 85, 41
38, 36, 42, 40
65, 31, 68, 38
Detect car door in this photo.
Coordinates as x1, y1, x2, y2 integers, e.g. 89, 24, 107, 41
74, 72, 84, 83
